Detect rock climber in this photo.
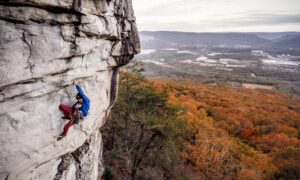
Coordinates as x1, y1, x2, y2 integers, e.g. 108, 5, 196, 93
57, 84, 90, 141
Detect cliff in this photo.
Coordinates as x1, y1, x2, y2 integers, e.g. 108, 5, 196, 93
0, 0, 140, 179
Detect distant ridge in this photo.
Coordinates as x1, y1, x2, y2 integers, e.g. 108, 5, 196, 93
140, 31, 300, 49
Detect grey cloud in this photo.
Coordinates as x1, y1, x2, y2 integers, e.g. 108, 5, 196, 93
219, 13, 300, 26
138, 13, 300, 31
133, 0, 300, 32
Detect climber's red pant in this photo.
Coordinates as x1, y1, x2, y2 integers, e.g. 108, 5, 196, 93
59, 104, 74, 136
62, 119, 75, 136
59, 104, 72, 118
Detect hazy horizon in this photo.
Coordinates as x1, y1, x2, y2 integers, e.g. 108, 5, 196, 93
133, 0, 300, 32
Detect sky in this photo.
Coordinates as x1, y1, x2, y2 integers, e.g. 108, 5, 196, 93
132, 0, 300, 32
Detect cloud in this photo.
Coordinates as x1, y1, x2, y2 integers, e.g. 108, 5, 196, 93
132, 0, 300, 32
232, 13, 300, 25
136, 12, 300, 32
205, 13, 300, 29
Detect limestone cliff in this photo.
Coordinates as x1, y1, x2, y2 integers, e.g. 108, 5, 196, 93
0, 0, 140, 179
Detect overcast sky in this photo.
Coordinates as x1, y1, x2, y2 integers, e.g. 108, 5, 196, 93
132, 0, 300, 32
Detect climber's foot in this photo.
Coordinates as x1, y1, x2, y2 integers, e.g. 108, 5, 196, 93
57, 135, 64, 141
61, 116, 70, 120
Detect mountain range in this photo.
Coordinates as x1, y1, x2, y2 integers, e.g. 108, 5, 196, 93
140, 31, 300, 50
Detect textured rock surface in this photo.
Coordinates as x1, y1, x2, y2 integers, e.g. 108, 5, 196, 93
0, 0, 140, 179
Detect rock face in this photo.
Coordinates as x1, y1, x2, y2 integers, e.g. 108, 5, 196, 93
0, 0, 140, 179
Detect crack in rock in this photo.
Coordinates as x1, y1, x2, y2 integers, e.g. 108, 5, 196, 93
21, 31, 34, 74
0, 2, 85, 16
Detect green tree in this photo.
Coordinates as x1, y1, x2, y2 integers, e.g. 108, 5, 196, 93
102, 62, 187, 179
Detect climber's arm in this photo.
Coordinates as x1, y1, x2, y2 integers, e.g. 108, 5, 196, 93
76, 84, 90, 103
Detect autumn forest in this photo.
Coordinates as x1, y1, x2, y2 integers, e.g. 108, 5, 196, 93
102, 62, 300, 180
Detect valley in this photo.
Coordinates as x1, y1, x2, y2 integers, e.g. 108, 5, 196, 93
135, 31, 300, 94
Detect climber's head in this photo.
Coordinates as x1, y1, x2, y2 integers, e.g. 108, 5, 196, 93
76, 93, 83, 104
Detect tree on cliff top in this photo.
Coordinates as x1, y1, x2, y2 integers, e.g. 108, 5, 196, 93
102, 62, 188, 179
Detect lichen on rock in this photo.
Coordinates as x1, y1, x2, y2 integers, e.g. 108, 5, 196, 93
0, 0, 140, 179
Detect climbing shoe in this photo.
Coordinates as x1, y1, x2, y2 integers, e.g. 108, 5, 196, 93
57, 135, 64, 141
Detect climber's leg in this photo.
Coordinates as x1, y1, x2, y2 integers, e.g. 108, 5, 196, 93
62, 118, 75, 136
59, 104, 72, 118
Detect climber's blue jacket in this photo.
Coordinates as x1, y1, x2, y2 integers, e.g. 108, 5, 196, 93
76, 85, 90, 117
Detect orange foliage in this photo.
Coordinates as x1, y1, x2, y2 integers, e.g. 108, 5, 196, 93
151, 78, 300, 152
252, 133, 300, 153
151, 77, 300, 179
